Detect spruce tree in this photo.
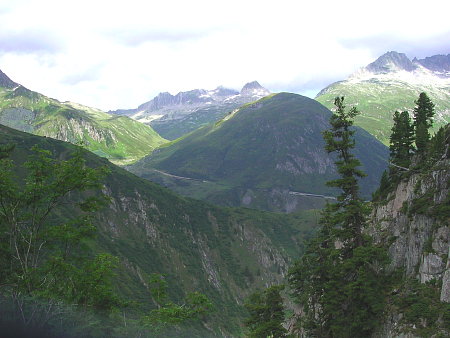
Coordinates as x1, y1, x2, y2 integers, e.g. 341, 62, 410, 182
244, 285, 287, 338
390, 111, 414, 170
413, 92, 435, 152
289, 97, 389, 337
322, 96, 367, 250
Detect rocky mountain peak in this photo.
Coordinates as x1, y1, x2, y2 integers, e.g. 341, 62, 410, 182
0, 69, 18, 89
365, 51, 417, 74
414, 54, 450, 74
213, 86, 239, 97
240, 81, 270, 96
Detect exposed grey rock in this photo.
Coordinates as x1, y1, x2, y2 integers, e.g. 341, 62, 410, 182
366, 51, 417, 74
441, 246, 450, 303
0, 69, 18, 89
369, 158, 450, 335
414, 54, 450, 75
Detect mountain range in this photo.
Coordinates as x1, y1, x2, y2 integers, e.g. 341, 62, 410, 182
316, 51, 450, 144
129, 93, 388, 212
0, 70, 166, 165
110, 81, 271, 140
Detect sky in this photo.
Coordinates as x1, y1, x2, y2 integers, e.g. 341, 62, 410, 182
0, 0, 449, 111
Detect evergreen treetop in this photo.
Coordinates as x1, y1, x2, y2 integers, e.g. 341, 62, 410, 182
414, 92, 435, 152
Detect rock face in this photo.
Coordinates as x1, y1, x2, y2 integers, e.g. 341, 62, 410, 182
0, 69, 17, 89
370, 158, 449, 280
369, 153, 449, 336
240, 80, 271, 97
414, 54, 450, 75
366, 51, 417, 73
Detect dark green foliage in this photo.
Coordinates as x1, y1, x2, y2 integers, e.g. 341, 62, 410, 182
0, 143, 121, 330
289, 97, 390, 337
322, 96, 366, 249
415, 122, 429, 154
372, 170, 390, 201
429, 126, 448, 160
389, 111, 414, 170
414, 92, 435, 152
142, 274, 213, 334
374, 95, 443, 203
244, 285, 287, 338
394, 278, 450, 336
0, 124, 318, 336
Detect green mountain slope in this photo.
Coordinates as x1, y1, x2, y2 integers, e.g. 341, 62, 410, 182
0, 124, 317, 336
316, 52, 450, 145
129, 93, 388, 211
0, 70, 167, 165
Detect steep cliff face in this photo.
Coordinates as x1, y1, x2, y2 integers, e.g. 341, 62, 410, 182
369, 153, 449, 336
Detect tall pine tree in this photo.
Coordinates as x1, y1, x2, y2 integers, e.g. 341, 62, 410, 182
413, 92, 435, 152
390, 110, 414, 170
289, 97, 389, 337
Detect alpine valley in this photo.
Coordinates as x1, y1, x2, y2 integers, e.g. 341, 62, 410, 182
0, 124, 318, 337
128, 93, 389, 212
0, 50, 449, 338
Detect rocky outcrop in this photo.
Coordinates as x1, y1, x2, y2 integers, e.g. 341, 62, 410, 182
369, 157, 449, 336
0, 69, 17, 89
366, 51, 417, 74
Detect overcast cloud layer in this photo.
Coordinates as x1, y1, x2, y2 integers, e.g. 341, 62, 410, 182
0, 0, 449, 110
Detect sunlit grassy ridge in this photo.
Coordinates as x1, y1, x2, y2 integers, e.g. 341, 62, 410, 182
316, 80, 450, 145
0, 86, 167, 165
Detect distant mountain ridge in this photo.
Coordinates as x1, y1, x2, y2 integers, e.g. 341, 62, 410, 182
354, 52, 450, 77
110, 81, 271, 140
0, 69, 167, 164
316, 51, 450, 144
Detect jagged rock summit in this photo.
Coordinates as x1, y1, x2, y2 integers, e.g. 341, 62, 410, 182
240, 81, 271, 97
366, 51, 417, 73
355, 51, 450, 78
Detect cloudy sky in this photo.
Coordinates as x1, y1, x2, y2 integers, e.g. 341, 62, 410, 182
1, 0, 449, 111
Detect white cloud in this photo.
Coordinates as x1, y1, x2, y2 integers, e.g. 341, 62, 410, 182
0, 0, 449, 110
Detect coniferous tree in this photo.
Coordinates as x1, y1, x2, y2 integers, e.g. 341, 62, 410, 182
322, 96, 367, 250
389, 111, 414, 171
289, 97, 389, 337
244, 285, 287, 338
413, 92, 435, 152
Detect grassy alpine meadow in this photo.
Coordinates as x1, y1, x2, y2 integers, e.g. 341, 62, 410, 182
316, 81, 450, 145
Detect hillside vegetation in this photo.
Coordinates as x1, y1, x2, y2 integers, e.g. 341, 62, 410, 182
0, 71, 167, 165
